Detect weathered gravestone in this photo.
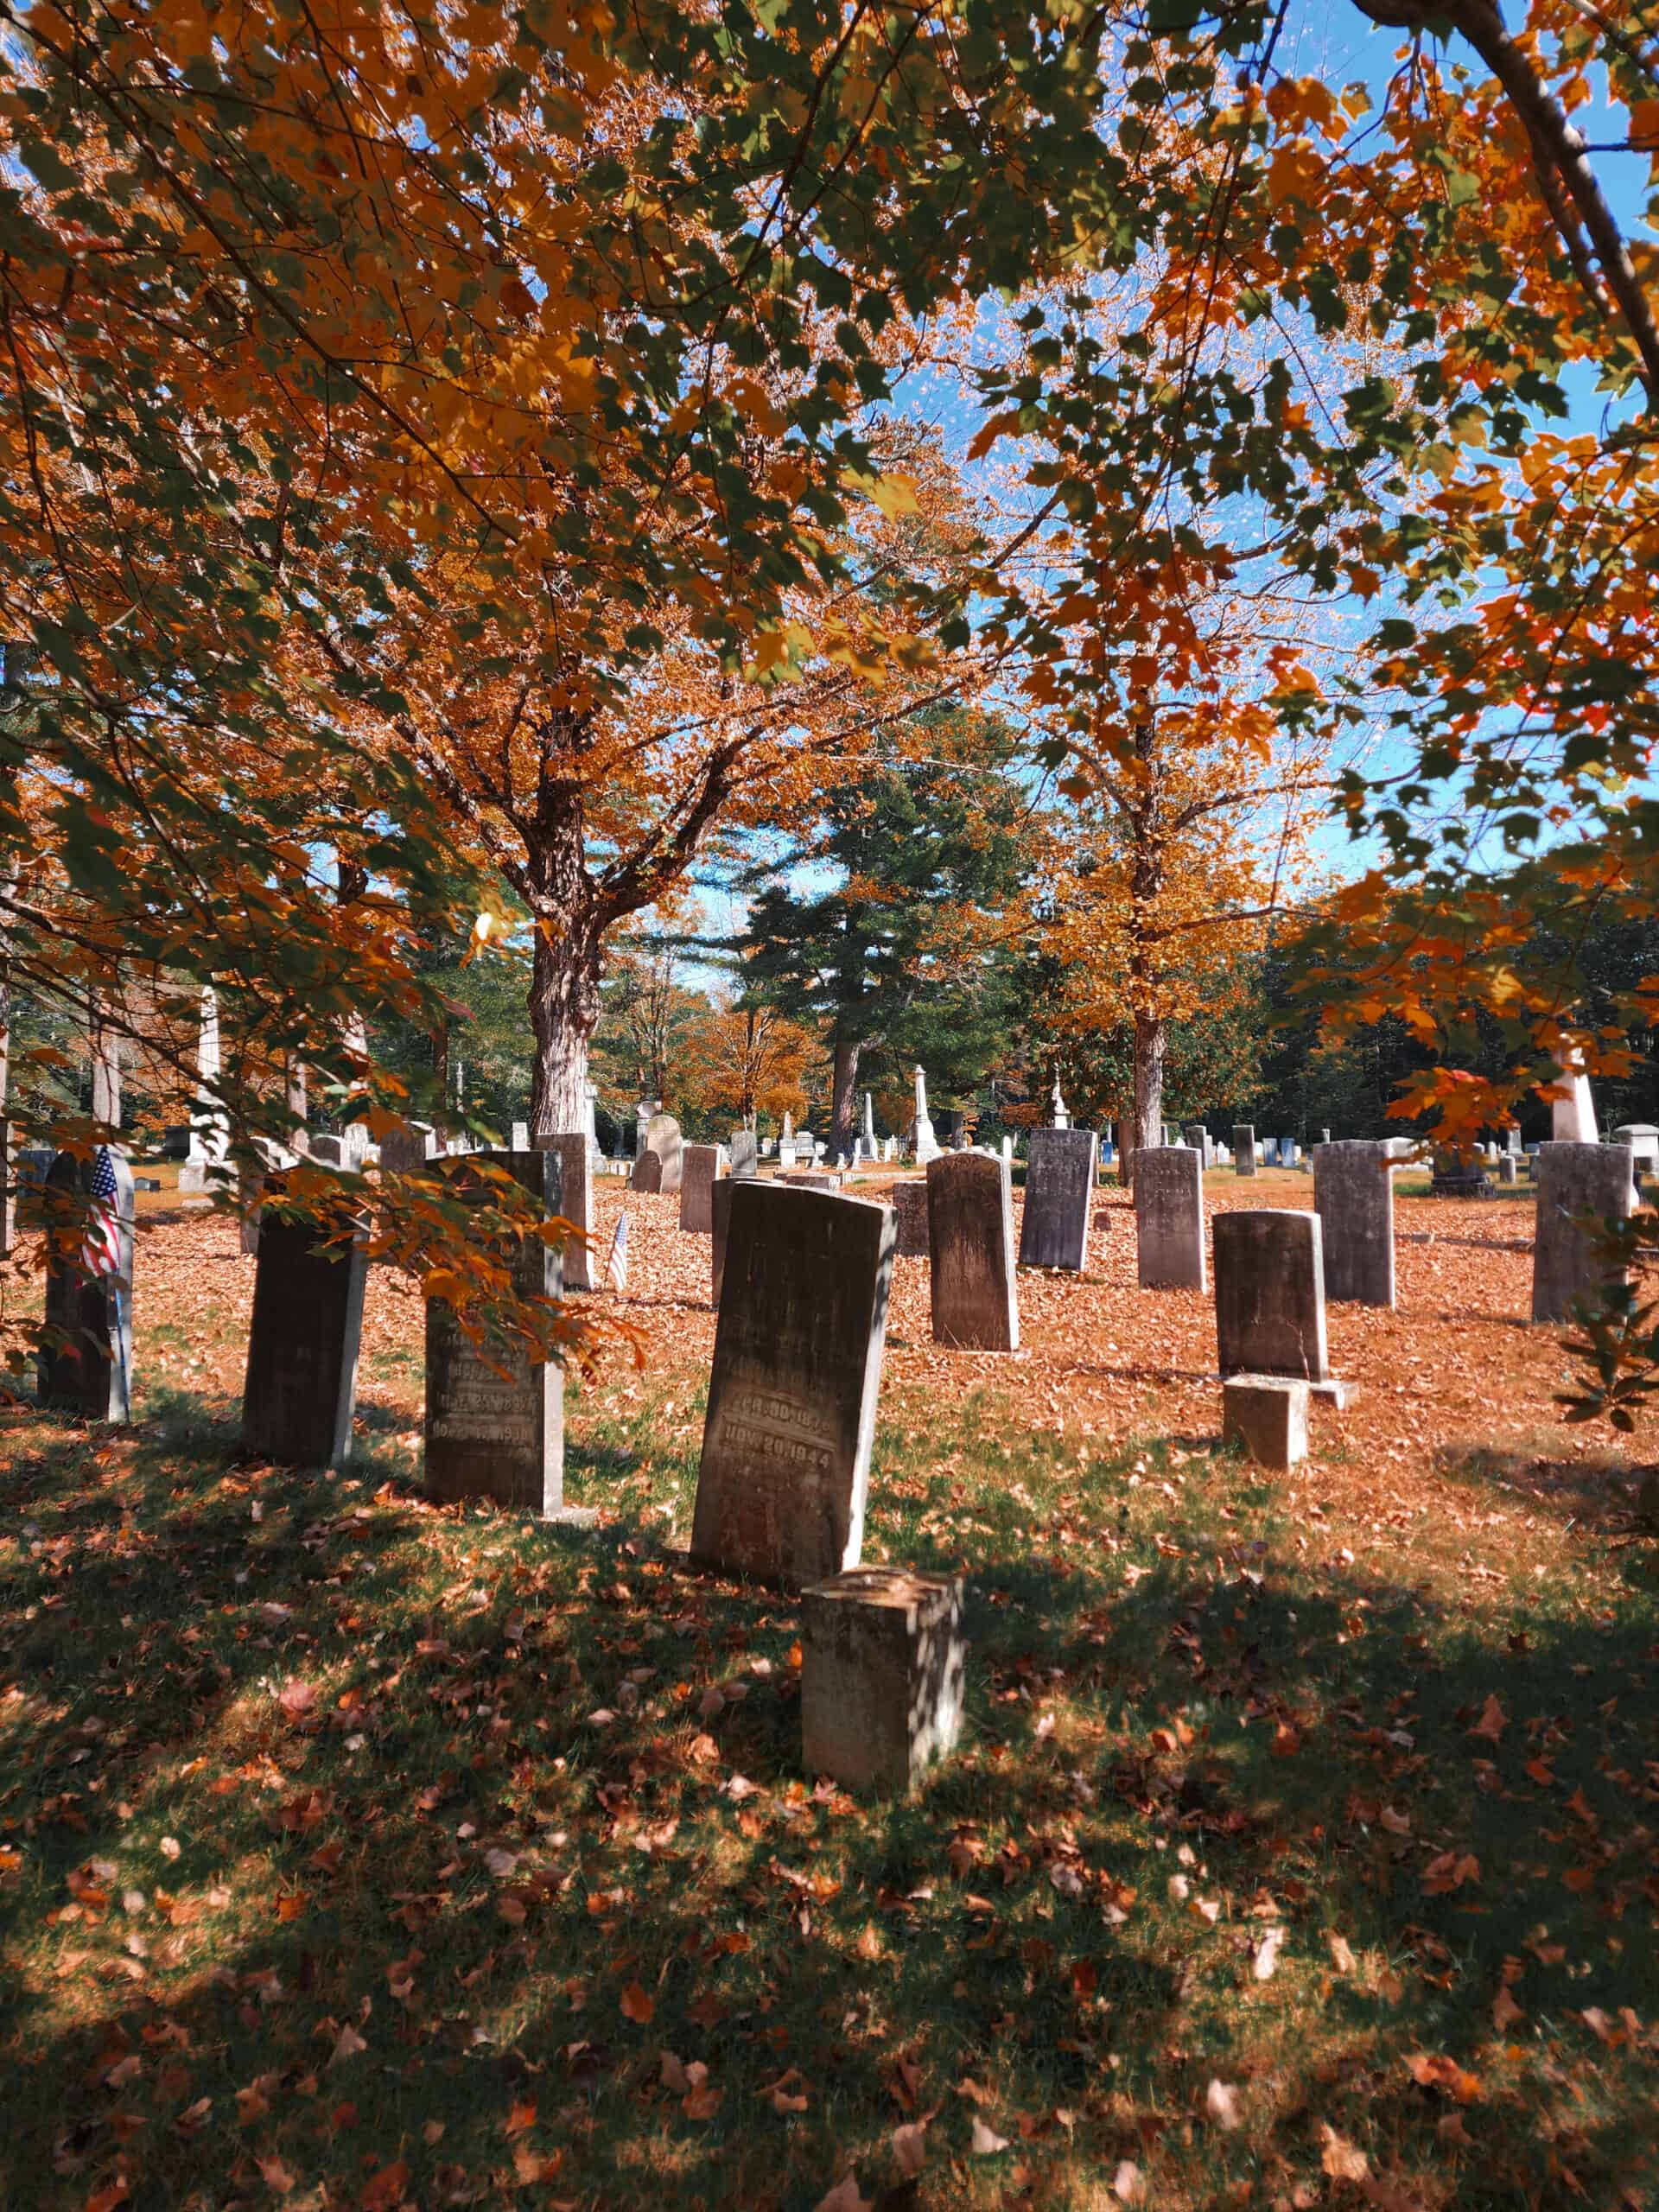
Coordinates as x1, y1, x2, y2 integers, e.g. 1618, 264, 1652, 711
800, 1567, 966, 1793
892, 1179, 930, 1258
1134, 1146, 1206, 1291
307, 1134, 347, 1168
711, 1177, 736, 1307
1313, 1140, 1396, 1308
424, 1149, 592, 1522
379, 1121, 436, 1173
536, 1133, 593, 1292
631, 1148, 663, 1193
927, 1150, 1018, 1351
729, 1129, 759, 1179
242, 1179, 367, 1465
680, 1143, 725, 1234
512, 1121, 530, 1150
1184, 1123, 1211, 1169
635, 1110, 683, 1193
40, 1147, 134, 1422
1498, 1153, 1519, 1186
1234, 1123, 1256, 1179
1018, 1127, 1097, 1271
1213, 1210, 1328, 1382
691, 1183, 895, 1585
1532, 1141, 1637, 1324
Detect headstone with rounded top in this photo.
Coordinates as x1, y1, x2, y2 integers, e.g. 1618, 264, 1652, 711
891, 1179, 930, 1257
1213, 1209, 1328, 1382
680, 1142, 726, 1234
1018, 1127, 1097, 1271
927, 1150, 1018, 1351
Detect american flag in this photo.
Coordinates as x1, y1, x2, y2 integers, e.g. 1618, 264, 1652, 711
605, 1211, 629, 1296
81, 1146, 124, 1280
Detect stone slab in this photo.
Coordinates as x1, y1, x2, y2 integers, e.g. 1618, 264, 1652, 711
680, 1142, 725, 1234
630, 1149, 663, 1193
1222, 1374, 1308, 1470
891, 1180, 930, 1258
1233, 1123, 1255, 1177
641, 1110, 683, 1193
1532, 1141, 1637, 1324
39, 1147, 134, 1422
1018, 1127, 1097, 1271
800, 1567, 966, 1793
927, 1151, 1018, 1351
1213, 1209, 1328, 1381
423, 1148, 574, 1516
537, 1133, 593, 1291
1313, 1140, 1396, 1307
242, 1180, 367, 1465
691, 1183, 895, 1586
729, 1130, 759, 1180
1134, 1146, 1206, 1291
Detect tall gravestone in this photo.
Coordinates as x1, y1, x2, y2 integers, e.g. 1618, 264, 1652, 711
1233, 1124, 1256, 1179
1018, 1127, 1097, 1271
1134, 1146, 1205, 1290
711, 1176, 736, 1307
1313, 1140, 1396, 1308
537, 1133, 593, 1292
40, 1147, 135, 1422
1213, 1210, 1328, 1381
892, 1180, 930, 1257
680, 1142, 725, 1234
927, 1151, 1018, 1351
1184, 1122, 1211, 1169
380, 1121, 436, 1173
423, 1149, 590, 1522
1532, 1142, 1637, 1323
633, 1110, 683, 1193
729, 1129, 759, 1179
242, 1181, 367, 1464
691, 1183, 895, 1586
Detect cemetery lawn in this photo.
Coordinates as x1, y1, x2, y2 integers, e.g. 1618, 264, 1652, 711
2, 1195, 1657, 2210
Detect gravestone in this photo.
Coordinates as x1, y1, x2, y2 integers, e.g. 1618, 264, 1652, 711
1184, 1122, 1211, 1169
424, 1148, 590, 1522
630, 1148, 664, 1194
911, 1065, 940, 1164
308, 1134, 346, 1168
512, 1120, 530, 1150
1134, 1146, 1205, 1291
537, 1133, 593, 1291
1234, 1123, 1256, 1179
1018, 1127, 1097, 1271
639, 1110, 683, 1193
1313, 1140, 1396, 1307
1223, 1375, 1308, 1471
927, 1150, 1018, 1351
892, 1179, 930, 1257
40, 1147, 135, 1422
242, 1180, 367, 1465
1532, 1141, 1637, 1323
380, 1120, 436, 1173
1213, 1210, 1328, 1381
680, 1143, 725, 1234
1498, 1153, 1519, 1186
1614, 1122, 1659, 1172
800, 1568, 966, 1793
711, 1176, 736, 1306
691, 1183, 895, 1585
729, 1129, 759, 1179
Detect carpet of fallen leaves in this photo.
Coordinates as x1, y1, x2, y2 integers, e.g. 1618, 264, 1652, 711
0, 1166, 1656, 2212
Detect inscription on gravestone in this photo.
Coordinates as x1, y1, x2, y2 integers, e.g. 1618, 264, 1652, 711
1018, 1127, 1097, 1271
1134, 1146, 1206, 1291
1313, 1140, 1395, 1307
1213, 1209, 1328, 1382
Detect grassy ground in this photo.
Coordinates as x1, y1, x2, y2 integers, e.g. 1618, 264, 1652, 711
3, 1334, 1656, 2211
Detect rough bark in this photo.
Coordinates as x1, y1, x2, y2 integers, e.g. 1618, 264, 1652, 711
0, 883, 11, 1255
829, 1036, 863, 1159
1134, 1011, 1166, 1160
90, 992, 121, 1130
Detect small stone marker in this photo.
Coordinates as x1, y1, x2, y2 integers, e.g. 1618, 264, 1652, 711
1532, 1141, 1637, 1323
1499, 1154, 1519, 1186
800, 1567, 966, 1793
1313, 1140, 1396, 1308
242, 1180, 367, 1465
892, 1179, 929, 1257
379, 1120, 435, 1173
512, 1120, 530, 1150
729, 1129, 759, 1179
424, 1148, 591, 1522
639, 1109, 683, 1193
927, 1150, 1018, 1351
630, 1148, 663, 1194
1223, 1374, 1309, 1471
680, 1142, 725, 1234
1018, 1127, 1097, 1271
1234, 1123, 1255, 1179
692, 1183, 894, 1586
40, 1147, 134, 1422
537, 1133, 593, 1291
1213, 1209, 1328, 1382
1134, 1146, 1206, 1291
308, 1134, 346, 1168
711, 1177, 735, 1306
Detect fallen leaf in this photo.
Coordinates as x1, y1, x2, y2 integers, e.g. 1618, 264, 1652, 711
1205, 2079, 1243, 2132
970, 2118, 1011, 2155
620, 1981, 655, 2024
1254, 1926, 1285, 1980
1328, 1933, 1357, 1974
1112, 2159, 1141, 2203
359, 2163, 410, 2210
1467, 1694, 1506, 1744
1320, 2124, 1370, 2181
1492, 1986, 1524, 2032
256, 2153, 296, 2195
504, 2101, 537, 2137
1406, 2053, 1481, 2103
660, 2053, 692, 2094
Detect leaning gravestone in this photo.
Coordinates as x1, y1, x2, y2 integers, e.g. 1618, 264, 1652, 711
1184, 1122, 1211, 1169
892, 1179, 930, 1257
1313, 1140, 1396, 1308
680, 1142, 725, 1234
928, 1150, 1018, 1351
1018, 1127, 1098, 1271
242, 1179, 367, 1465
1532, 1141, 1637, 1323
1134, 1146, 1206, 1291
424, 1148, 591, 1522
729, 1129, 759, 1179
1234, 1123, 1256, 1179
1213, 1210, 1328, 1381
691, 1182, 895, 1585
636, 1110, 683, 1193
40, 1147, 135, 1422
537, 1133, 593, 1292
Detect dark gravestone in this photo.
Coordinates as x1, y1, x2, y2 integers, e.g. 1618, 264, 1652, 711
1313, 1140, 1396, 1307
536, 1133, 592, 1291
630, 1148, 664, 1194
1233, 1123, 1256, 1179
1532, 1142, 1637, 1323
379, 1120, 435, 1173
1184, 1122, 1211, 1168
711, 1176, 736, 1307
691, 1183, 895, 1586
1134, 1146, 1205, 1290
680, 1142, 724, 1234
1018, 1127, 1098, 1271
424, 1148, 589, 1522
242, 1183, 367, 1465
1213, 1209, 1328, 1381
927, 1151, 1018, 1351
891, 1180, 930, 1258
40, 1147, 134, 1422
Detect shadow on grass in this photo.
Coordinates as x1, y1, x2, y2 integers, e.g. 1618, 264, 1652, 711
0, 1408, 1654, 2209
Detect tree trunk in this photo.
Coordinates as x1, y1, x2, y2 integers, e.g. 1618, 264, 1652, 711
90, 992, 121, 1130
1134, 1011, 1165, 1160
285, 1058, 308, 1155
830, 1037, 862, 1159
529, 918, 603, 1136
0, 885, 11, 1255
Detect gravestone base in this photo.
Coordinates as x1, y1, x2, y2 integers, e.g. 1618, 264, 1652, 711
1223, 1375, 1308, 1470
800, 1567, 965, 1793
1308, 1376, 1358, 1412
543, 1504, 599, 1529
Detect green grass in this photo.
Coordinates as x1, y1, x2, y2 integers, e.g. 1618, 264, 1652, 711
1, 1390, 1656, 2210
